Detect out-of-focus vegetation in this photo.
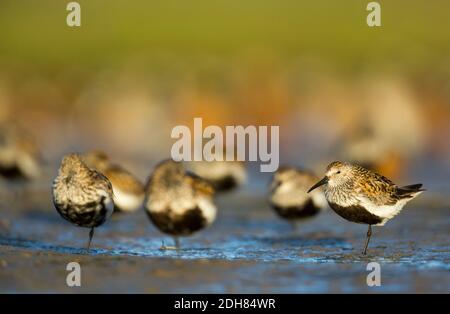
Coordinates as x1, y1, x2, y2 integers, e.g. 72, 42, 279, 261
0, 0, 449, 177
1, 1, 449, 70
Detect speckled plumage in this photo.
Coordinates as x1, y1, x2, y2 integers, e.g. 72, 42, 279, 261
83, 151, 145, 213
309, 161, 424, 255
269, 166, 327, 223
145, 159, 217, 248
187, 160, 246, 192
322, 161, 423, 225
52, 153, 114, 249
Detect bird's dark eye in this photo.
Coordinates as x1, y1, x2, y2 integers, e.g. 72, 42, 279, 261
336, 171, 341, 174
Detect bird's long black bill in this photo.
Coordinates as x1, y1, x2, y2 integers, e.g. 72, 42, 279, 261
307, 177, 328, 193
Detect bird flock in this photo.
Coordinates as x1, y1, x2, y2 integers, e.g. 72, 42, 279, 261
1, 125, 424, 255
51, 152, 423, 255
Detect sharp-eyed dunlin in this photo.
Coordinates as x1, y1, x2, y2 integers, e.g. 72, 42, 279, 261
83, 151, 145, 213
269, 166, 327, 228
145, 159, 217, 249
0, 124, 41, 180
308, 161, 424, 255
52, 153, 114, 249
187, 160, 246, 192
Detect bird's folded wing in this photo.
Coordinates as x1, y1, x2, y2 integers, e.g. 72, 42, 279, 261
355, 171, 399, 206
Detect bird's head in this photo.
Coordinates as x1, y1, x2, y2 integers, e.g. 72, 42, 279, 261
308, 161, 354, 192
269, 166, 298, 192
59, 153, 89, 179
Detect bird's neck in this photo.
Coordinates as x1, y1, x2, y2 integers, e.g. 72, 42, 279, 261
325, 181, 355, 204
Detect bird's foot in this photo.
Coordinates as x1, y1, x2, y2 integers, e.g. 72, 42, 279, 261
159, 240, 179, 251
160, 245, 179, 250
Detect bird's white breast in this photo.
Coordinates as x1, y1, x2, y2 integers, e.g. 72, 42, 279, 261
113, 187, 144, 212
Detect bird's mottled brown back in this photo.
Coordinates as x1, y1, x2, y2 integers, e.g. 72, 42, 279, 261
52, 154, 114, 228
352, 164, 399, 206
144, 159, 217, 236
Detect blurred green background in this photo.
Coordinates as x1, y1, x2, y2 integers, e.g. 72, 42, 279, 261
1, 0, 449, 70
0, 0, 449, 179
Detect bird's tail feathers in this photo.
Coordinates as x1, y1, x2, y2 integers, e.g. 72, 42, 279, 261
396, 183, 425, 199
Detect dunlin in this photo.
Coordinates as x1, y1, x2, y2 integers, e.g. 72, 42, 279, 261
187, 160, 246, 192
52, 153, 114, 249
145, 159, 217, 249
0, 124, 41, 180
308, 161, 424, 255
83, 151, 145, 213
269, 166, 327, 228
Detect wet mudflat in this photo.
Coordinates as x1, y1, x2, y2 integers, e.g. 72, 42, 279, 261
0, 181, 449, 293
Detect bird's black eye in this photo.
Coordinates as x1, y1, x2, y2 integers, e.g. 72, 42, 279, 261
336, 171, 341, 174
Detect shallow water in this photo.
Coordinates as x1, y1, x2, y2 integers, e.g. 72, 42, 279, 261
0, 181, 449, 293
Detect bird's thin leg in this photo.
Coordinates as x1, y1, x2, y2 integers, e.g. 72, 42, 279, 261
87, 227, 95, 250
174, 237, 180, 250
159, 238, 179, 250
362, 225, 372, 255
